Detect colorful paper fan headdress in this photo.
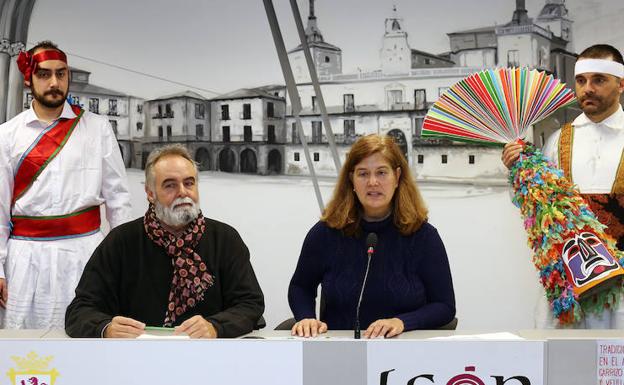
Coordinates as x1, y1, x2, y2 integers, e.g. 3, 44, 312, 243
421, 67, 576, 145
422, 67, 624, 325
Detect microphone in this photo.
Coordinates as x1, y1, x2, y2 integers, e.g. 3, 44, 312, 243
355, 232, 377, 339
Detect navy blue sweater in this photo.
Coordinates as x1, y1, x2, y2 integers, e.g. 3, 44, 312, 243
288, 217, 456, 331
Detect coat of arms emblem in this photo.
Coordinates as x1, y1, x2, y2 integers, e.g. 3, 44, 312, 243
6, 351, 59, 385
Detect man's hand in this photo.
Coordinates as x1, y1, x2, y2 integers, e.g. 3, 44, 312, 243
291, 318, 328, 338
0, 278, 7, 309
104, 316, 145, 338
364, 318, 404, 339
502, 142, 524, 169
175, 315, 217, 339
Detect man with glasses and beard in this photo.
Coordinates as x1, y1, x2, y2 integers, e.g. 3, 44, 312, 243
502, 44, 624, 328
65, 144, 264, 338
0, 41, 131, 329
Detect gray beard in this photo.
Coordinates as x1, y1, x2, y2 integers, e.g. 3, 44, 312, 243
154, 197, 200, 228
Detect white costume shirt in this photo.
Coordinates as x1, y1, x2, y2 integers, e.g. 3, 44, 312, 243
0, 101, 132, 328
542, 105, 624, 194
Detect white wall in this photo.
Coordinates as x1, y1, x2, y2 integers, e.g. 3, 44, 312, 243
147, 99, 186, 137
129, 97, 145, 140
184, 99, 209, 139
535, 18, 572, 42
124, 170, 541, 331
294, 73, 474, 112
497, 33, 551, 69
285, 145, 346, 176
212, 98, 265, 141
415, 146, 508, 182
289, 47, 342, 84
380, 34, 411, 74
286, 114, 379, 143
456, 49, 497, 67
289, 51, 309, 84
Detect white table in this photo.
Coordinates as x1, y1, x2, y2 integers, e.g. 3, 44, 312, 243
0, 329, 621, 385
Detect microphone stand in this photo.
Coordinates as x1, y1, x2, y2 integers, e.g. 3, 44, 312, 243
354, 244, 374, 339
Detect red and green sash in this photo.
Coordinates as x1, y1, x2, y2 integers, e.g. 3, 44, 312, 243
10, 206, 101, 240
12, 105, 83, 205
10, 105, 101, 240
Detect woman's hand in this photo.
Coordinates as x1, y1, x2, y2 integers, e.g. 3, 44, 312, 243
291, 318, 328, 337
364, 318, 404, 338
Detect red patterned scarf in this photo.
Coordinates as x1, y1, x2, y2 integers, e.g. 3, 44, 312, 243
144, 204, 214, 326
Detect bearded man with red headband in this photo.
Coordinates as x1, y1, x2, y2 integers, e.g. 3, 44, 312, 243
503, 44, 624, 329
0, 41, 132, 329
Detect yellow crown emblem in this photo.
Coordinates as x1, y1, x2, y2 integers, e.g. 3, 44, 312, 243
10, 352, 53, 372
6, 351, 59, 385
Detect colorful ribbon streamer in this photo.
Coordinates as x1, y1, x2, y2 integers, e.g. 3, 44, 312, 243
510, 145, 623, 324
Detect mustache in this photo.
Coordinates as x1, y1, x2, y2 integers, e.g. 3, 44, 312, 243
44, 89, 64, 96
171, 197, 196, 209
580, 95, 601, 103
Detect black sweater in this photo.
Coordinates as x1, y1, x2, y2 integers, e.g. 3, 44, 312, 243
288, 218, 455, 330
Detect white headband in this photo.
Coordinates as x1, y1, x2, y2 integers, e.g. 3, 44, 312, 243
575, 58, 624, 78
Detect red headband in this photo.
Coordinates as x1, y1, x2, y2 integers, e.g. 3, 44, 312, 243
17, 49, 68, 83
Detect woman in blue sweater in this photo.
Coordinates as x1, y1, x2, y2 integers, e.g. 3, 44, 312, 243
288, 134, 455, 338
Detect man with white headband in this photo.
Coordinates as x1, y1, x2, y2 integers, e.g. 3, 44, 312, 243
0, 41, 132, 329
503, 44, 624, 329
